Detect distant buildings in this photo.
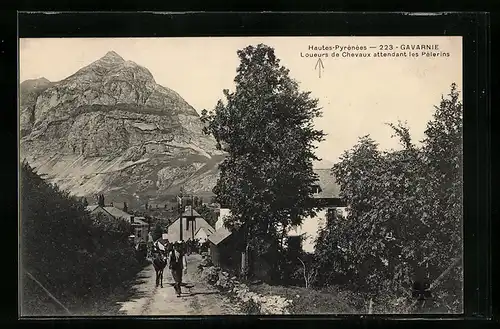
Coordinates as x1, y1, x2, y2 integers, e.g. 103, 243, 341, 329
86, 204, 149, 244
194, 227, 211, 242
165, 206, 215, 242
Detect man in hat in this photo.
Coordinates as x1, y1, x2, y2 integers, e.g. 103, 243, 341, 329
169, 241, 188, 297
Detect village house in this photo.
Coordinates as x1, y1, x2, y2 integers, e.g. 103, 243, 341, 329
86, 204, 150, 244
287, 168, 347, 253
207, 211, 274, 280
165, 206, 215, 242
194, 227, 211, 243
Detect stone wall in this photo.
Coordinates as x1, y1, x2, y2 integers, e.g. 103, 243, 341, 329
198, 255, 292, 315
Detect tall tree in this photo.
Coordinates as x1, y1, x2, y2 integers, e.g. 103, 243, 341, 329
152, 221, 163, 241
201, 44, 325, 267
314, 83, 463, 313
123, 202, 128, 213
419, 83, 463, 310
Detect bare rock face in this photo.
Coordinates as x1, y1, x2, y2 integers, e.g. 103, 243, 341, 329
20, 51, 224, 204
20, 77, 54, 137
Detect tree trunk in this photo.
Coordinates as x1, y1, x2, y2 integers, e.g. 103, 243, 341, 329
241, 224, 249, 280
298, 257, 308, 288
368, 298, 374, 314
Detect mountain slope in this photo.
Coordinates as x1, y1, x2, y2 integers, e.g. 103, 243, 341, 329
20, 51, 223, 205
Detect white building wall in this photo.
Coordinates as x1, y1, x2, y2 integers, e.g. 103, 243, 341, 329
195, 228, 209, 242
216, 208, 231, 230
288, 207, 347, 253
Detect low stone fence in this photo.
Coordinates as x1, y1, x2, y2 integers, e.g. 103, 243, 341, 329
197, 256, 292, 315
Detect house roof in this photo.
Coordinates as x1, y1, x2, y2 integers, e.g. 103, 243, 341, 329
103, 206, 132, 219
195, 227, 209, 235
86, 205, 100, 212
207, 226, 232, 245
166, 216, 215, 242
195, 227, 211, 239
313, 169, 341, 199
100, 206, 148, 226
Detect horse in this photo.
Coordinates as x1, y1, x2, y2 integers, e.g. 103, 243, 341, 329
152, 251, 168, 288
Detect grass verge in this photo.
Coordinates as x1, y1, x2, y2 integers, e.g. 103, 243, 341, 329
248, 283, 366, 314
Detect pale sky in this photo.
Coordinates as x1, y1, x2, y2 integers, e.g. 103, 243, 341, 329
19, 37, 462, 163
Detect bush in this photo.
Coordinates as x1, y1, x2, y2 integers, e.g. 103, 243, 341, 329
240, 299, 261, 315
201, 266, 220, 285
21, 161, 143, 315
215, 271, 235, 291
313, 84, 463, 313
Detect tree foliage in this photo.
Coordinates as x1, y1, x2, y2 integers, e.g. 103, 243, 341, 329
195, 204, 218, 228
201, 44, 325, 256
313, 84, 463, 313
152, 221, 164, 242
21, 162, 142, 314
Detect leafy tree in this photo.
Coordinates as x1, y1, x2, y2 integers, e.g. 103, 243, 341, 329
195, 204, 218, 228
152, 222, 164, 241
201, 44, 325, 273
313, 83, 463, 313
418, 83, 463, 311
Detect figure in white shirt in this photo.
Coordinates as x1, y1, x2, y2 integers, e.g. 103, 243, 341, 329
168, 241, 188, 297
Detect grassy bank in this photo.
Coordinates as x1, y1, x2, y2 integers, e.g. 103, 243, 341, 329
248, 283, 366, 314
22, 261, 149, 316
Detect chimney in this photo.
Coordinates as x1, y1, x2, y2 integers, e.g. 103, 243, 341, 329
130, 216, 135, 224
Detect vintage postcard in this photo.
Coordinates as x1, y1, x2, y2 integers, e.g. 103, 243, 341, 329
19, 36, 463, 316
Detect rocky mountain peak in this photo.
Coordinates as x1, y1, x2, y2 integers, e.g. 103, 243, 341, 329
20, 77, 52, 92
100, 50, 125, 63
20, 51, 224, 201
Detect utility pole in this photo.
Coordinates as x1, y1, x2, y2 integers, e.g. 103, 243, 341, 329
178, 194, 183, 242
191, 194, 195, 240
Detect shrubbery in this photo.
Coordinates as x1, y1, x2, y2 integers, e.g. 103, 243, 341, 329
21, 162, 144, 315
313, 84, 463, 313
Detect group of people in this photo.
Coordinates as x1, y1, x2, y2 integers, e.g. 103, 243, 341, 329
150, 236, 212, 297
151, 240, 188, 297
184, 238, 211, 255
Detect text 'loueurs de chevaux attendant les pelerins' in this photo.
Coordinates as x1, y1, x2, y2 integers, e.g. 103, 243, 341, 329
300, 44, 450, 58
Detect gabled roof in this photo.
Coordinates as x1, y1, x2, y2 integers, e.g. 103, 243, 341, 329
207, 226, 232, 245
195, 227, 211, 240
86, 205, 100, 212
103, 206, 132, 219
166, 216, 215, 242
195, 227, 209, 235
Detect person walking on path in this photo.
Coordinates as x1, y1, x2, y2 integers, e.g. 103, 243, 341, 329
169, 241, 188, 297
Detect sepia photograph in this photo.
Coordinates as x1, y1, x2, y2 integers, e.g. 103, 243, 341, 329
19, 36, 463, 316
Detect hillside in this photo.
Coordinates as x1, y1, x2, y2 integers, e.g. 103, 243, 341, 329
20, 51, 224, 206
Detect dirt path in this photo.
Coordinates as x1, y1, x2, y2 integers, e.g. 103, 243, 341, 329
117, 254, 241, 315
